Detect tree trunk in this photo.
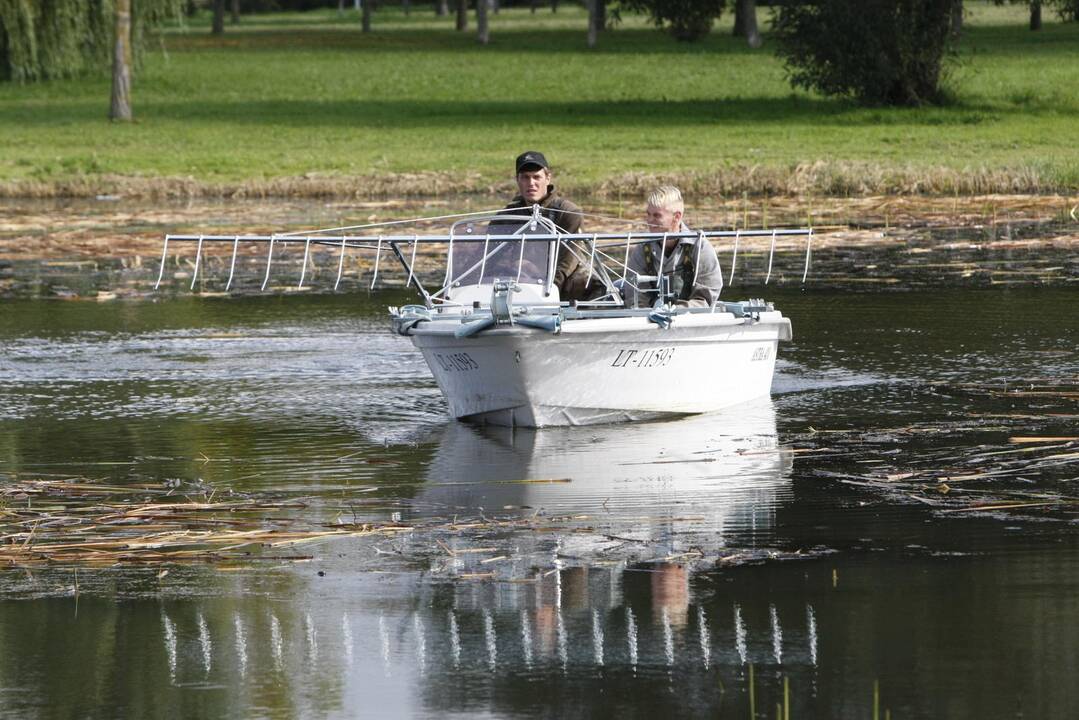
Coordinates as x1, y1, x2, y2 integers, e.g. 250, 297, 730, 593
212, 0, 225, 35
1030, 0, 1042, 31
950, 0, 962, 37
737, 0, 761, 48
339, 0, 345, 17
477, 0, 489, 44
456, 0, 467, 30
531, 0, 537, 13
403, 0, 410, 16
231, 0, 240, 24
552, 0, 558, 14
110, 0, 133, 121
596, 0, 605, 31
733, 0, 744, 36
586, 0, 598, 47
437, 0, 448, 16
492, 0, 499, 14
362, 0, 371, 32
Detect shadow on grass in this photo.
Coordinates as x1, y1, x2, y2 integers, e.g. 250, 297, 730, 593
164, 26, 771, 56
1, 96, 1030, 130
163, 13, 1079, 58
957, 20, 1079, 55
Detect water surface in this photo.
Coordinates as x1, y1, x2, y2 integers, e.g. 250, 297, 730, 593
1, 287, 1076, 719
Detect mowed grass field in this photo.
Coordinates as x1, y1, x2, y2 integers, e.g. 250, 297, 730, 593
1, 2, 1078, 196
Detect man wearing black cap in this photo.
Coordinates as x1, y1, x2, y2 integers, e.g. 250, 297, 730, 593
492, 151, 592, 301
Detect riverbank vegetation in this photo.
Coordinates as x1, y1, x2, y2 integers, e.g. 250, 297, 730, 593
1, 2, 1077, 198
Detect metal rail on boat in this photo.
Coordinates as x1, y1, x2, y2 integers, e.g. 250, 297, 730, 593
156, 213, 814, 300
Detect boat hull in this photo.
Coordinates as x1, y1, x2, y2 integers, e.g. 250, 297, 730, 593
408, 312, 790, 427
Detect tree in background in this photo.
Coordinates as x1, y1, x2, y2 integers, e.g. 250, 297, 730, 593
991, 1, 1079, 29
993, 1, 1043, 30
111, 0, 134, 120
477, 0, 489, 43
212, 0, 225, 33
1029, 0, 1042, 28
0, 0, 179, 83
622, 0, 727, 41
587, 0, 599, 46
731, 0, 761, 47
772, 0, 955, 106
455, 0, 467, 30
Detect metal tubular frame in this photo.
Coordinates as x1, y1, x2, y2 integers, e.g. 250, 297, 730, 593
729, 230, 740, 285
160, 228, 810, 246
298, 237, 312, 289
370, 236, 383, 290
155, 236, 170, 290
710, 247, 726, 313
190, 234, 204, 291
478, 234, 491, 286
802, 228, 813, 284
765, 230, 777, 285
226, 236, 240, 291
154, 226, 814, 301
334, 236, 347, 291
260, 235, 276, 292
405, 235, 419, 292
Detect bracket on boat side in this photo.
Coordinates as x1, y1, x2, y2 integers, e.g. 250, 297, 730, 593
716, 298, 772, 319
390, 304, 431, 335
454, 280, 562, 338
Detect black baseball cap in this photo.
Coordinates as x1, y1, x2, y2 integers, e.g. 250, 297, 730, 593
515, 151, 549, 173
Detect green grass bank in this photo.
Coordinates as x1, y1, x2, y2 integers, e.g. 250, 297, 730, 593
1, 2, 1078, 199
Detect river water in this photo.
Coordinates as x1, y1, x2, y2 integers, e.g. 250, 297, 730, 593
1, 282, 1077, 718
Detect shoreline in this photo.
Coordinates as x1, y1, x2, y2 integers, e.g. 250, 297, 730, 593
2, 192, 1075, 300
2, 163, 1077, 201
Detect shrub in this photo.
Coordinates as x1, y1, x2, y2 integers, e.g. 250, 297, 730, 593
1056, 0, 1079, 21
622, 0, 728, 41
772, 0, 956, 106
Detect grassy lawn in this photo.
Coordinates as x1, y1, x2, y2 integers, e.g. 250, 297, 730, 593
1, 2, 1077, 197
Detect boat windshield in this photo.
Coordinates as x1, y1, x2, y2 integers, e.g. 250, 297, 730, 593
450, 217, 553, 288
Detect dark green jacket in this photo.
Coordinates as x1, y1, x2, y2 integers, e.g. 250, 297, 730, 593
493, 188, 591, 301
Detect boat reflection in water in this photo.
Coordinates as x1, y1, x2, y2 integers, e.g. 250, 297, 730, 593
0, 403, 815, 719
0, 403, 811, 716
413, 398, 793, 574
397, 401, 813, 691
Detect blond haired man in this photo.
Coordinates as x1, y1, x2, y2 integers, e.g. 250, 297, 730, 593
623, 186, 723, 308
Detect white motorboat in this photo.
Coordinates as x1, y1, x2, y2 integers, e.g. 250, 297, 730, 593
159, 206, 811, 427
403, 300, 790, 427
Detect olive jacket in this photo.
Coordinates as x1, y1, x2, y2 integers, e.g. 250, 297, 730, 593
622, 231, 723, 309
490, 188, 592, 302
